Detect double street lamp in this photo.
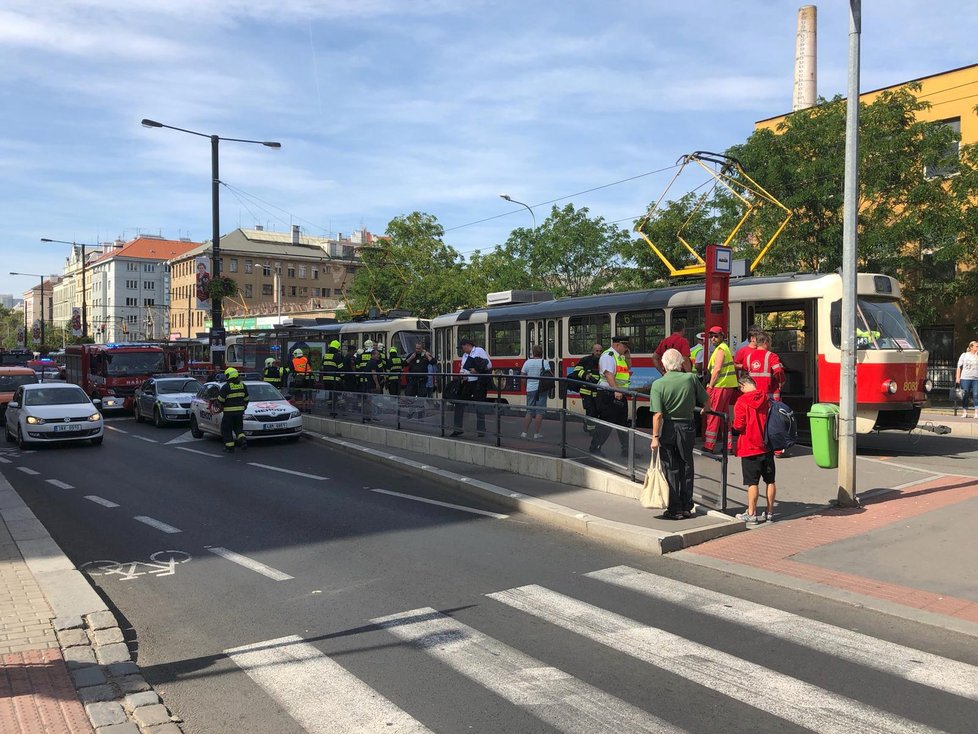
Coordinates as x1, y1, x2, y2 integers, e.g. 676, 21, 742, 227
140, 118, 281, 366
10, 272, 54, 348
40, 237, 94, 339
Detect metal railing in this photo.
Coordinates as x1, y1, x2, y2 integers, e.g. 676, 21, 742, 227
289, 370, 730, 512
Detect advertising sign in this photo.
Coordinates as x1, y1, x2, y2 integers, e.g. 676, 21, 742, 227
195, 255, 211, 311
70, 307, 83, 337
16, 326, 25, 348
31, 320, 41, 345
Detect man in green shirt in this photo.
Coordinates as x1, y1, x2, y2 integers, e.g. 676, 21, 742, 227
650, 348, 708, 520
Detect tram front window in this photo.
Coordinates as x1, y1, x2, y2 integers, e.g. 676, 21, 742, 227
830, 299, 922, 350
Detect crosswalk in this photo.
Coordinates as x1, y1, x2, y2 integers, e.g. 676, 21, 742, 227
225, 566, 978, 733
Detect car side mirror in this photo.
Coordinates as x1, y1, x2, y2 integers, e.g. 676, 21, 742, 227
92, 398, 102, 407
8, 402, 19, 409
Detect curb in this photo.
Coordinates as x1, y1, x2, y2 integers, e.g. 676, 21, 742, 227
0, 472, 186, 734
309, 433, 744, 555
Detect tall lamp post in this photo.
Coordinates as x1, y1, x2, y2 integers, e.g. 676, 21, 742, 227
41, 237, 94, 339
499, 193, 537, 228
10, 273, 52, 349
140, 118, 281, 367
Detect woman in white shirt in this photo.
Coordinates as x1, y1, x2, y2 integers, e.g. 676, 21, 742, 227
955, 341, 978, 417
520, 345, 549, 439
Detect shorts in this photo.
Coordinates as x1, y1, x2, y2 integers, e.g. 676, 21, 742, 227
741, 452, 776, 486
526, 389, 548, 414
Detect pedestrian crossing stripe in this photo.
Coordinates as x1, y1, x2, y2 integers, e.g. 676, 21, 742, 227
371, 607, 682, 734
585, 565, 978, 702
487, 585, 943, 734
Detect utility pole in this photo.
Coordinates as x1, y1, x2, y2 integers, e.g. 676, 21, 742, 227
838, 0, 861, 507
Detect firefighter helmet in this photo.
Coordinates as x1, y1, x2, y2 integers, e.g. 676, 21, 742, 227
292, 349, 303, 357
224, 367, 239, 380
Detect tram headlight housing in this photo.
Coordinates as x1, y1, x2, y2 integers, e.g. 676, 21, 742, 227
881, 379, 898, 395
923, 378, 934, 393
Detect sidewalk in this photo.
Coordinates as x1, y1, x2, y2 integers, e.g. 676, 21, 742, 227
0, 472, 184, 734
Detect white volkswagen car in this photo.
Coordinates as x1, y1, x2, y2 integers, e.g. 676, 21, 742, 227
4, 383, 104, 448
189, 380, 303, 443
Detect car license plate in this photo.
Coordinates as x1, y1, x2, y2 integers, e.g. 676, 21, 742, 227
263, 423, 278, 430
53, 424, 82, 432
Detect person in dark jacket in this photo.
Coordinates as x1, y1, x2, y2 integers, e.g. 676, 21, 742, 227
404, 341, 435, 397
732, 375, 776, 524
262, 357, 286, 389
217, 367, 249, 453
386, 346, 403, 395
342, 346, 358, 392
571, 343, 602, 433
321, 339, 342, 391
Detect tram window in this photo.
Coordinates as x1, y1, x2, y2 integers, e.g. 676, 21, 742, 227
831, 299, 922, 350
568, 315, 610, 355
489, 321, 521, 357
393, 331, 428, 354
614, 309, 664, 353
754, 309, 807, 353
456, 325, 485, 355
669, 307, 705, 347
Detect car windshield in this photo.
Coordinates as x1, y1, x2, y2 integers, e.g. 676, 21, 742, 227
157, 379, 200, 394
830, 298, 923, 350
105, 352, 166, 376
0, 375, 37, 391
24, 387, 90, 406
245, 383, 285, 401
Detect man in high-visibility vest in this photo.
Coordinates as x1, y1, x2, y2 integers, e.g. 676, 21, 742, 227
385, 346, 403, 395
321, 340, 342, 391
589, 335, 631, 457
291, 348, 312, 384
704, 326, 737, 453
262, 357, 286, 389
217, 367, 249, 453
689, 332, 706, 381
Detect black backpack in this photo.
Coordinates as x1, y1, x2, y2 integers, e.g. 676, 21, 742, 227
765, 399, 797, 451
537, 359, 555, 396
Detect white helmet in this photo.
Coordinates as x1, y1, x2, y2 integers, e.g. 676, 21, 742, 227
292, 348, 303, 357
264, 357, 275, 367
364, 340, 374, 349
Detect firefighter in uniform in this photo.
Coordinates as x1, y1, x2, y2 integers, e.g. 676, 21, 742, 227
321, 340, 342, 391
386, 346, 403, 395
217, 367, 249, 453
290, 348, 313, 410
571, 343, 602, 433
262, 357, 286, 389
356, 340, 375, 392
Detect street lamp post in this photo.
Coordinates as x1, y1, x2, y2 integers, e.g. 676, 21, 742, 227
41, 237, 94, 339
10, 273, 52, 349
140, 119, 281, 368
499, 193, 537, 228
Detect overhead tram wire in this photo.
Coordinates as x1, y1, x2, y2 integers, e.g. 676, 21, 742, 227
221, 182, 335, 236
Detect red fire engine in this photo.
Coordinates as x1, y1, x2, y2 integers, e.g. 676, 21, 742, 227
64, 344, 168, 412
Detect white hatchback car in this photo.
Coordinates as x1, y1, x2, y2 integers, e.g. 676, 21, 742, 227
4, 383, 104, 448
189, 380, 303, 443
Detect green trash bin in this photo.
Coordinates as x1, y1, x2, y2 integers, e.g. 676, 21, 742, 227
808, 403, 840, 469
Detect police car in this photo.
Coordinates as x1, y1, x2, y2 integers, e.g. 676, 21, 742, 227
133, 376, 202, 427
188, 380, 303, 442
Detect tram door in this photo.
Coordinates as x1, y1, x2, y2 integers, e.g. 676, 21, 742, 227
742, 300, 815, 414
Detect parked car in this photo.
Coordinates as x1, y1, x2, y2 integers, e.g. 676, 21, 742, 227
0, 367, 39, 418
133, 376, 201, 427
27, 359, 64, 382
4, 383, 103, 448
189, 380, 302, 443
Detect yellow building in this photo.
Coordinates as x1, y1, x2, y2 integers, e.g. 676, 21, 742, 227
756, 62, 978, 363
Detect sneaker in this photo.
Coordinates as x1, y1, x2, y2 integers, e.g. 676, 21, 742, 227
735, 512, 762, 524
765, 511, 775, 522
520, 432, 528, 439
533, 433, 544, 440
682, 510, 695, 519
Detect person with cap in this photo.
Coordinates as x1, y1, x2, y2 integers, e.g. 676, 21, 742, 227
704, 325, 737, 453
404, 341, 435, 397
451, 337, 492, 437
356, 339, 376, 392
321, 339, 342, 392
571, 343, 603, 433
385, 345, 403, 395
589, 335, 632, 457
690, 332, 707, 380
262, 356, 286, 389
216, 367, 249, 453
651, 319, 691, 374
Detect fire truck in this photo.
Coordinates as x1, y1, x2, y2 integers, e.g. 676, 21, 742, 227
64, 344, 168, 412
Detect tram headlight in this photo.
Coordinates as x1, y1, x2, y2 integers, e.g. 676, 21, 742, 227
881, 379, 898, 395
923, 378, 934, 393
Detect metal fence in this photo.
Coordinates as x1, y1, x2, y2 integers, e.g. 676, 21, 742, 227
294, 371, 730, 512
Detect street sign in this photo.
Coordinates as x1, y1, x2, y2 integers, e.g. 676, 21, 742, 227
209, 327, 227, 352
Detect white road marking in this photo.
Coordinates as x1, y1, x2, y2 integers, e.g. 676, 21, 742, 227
16, 466, 40, 475
225, 635, 431, 733
488, 585, 941, 734
176, 446, 220, 458
246, 463, 327, 481
105, 425, 128, 433
587, 565, 978, 701
133, 516, 182, 534
370, 488, 509, 519
372, 607, 680, 733
165, 431, 197, 445
85, 495, 120, 508
46, 479, 74, 489
133, 435, 158, 443
206, 547, 293, 581
0, 457, 10, 464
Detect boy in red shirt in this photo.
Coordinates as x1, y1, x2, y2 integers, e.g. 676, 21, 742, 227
733, 375, 777, 524
735, 326, 761, 376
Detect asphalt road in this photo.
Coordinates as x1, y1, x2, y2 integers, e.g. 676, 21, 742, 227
2, 417, 977, 734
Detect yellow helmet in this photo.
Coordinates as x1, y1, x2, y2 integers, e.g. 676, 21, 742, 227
224, 367, 239, 380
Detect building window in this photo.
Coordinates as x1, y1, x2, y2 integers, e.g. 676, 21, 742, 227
244, 284, 253, 298
298, 265, 306, 279
143, 263, 156, 272
298, 286, 308, 296
127, 262, 138, 271
229, 258, 238, 273
126, 280, 138, 289
262, 263, 271, 277
289, 286, 297, 297
924, 117, 961, 179
312, 268, 319, 280
144, 282, 155, 290
244, 259, 253, 274
321, 287, 330, 297
262, 284, 273, 296
143, 298, 155, 307
127, 315, 138, 324
125, 297, 137, 307
287, 264, 296, 278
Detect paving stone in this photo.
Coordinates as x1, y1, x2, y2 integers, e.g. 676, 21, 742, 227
71, 664, 107, 688
115, 674, 151, 694
107, 661, 139, 677
53, 614, 84, 631
131, 704, 171, 727
78, 683, 119, 704
86, 610, 117, 631
63, 644, 98, 668
142, 724, 182, 734
92, 626, 125, 646
85, 700, 127, 728
123, 690, 159, 711
95, 724, 140, 734
57, 627, 91, 648
95, 642, 131, 665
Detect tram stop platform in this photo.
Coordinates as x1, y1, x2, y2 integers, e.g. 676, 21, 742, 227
301, 413, 938, 555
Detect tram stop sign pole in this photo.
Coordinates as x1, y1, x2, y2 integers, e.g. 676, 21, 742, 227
704, 244, 732, 340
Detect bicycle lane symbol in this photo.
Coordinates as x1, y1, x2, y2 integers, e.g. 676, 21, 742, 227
81, 550, 191, 581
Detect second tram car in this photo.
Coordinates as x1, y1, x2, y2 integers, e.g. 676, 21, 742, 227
431, 273, 929, 433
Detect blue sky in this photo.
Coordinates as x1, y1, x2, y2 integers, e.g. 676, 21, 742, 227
2, 1, 976, 297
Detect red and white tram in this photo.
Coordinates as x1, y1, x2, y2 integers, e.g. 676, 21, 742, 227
431, 273, 929, 432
